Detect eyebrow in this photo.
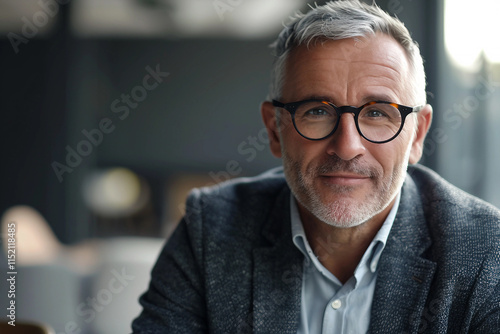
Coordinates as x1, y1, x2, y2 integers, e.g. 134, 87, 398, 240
295, 94, 398, 106
362, 94, 397, 104
296, 95, 336, 103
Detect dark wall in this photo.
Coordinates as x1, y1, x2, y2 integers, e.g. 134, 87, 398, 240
91, 39, 277, 173
0, 38, 68, 241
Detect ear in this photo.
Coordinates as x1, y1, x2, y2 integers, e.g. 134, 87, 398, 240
261, 101, 282, 158
409, 104, 433, 164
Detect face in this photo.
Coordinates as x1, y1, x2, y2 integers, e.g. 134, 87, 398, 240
262, 34, 432, 229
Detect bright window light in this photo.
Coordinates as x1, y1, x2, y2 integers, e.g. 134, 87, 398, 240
445, 0, 500, 69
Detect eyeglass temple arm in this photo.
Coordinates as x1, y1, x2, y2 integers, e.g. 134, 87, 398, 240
413, 105, 425, 112
272, 100, 286, 108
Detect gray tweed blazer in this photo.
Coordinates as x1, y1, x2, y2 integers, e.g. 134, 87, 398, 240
132, 164, 500, 333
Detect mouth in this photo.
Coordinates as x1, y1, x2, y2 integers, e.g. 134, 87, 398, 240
319, 173, 371, 187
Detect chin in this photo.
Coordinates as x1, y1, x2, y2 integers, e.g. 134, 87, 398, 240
320, 215, 369, 229
316, 210, 371, 229
305, 197, 369, 228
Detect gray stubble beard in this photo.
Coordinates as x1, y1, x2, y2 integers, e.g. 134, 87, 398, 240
282, 150, 408, 228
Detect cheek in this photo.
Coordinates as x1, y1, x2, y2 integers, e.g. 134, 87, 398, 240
281, 124, 311, 156
369, 138, 412, 175
285, 139, 330, 171
400, 118, 417, 143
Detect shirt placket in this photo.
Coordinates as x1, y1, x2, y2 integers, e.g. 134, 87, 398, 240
321, 280, 355, 333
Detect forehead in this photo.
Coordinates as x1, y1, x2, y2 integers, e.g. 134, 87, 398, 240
282, 34, 411, 104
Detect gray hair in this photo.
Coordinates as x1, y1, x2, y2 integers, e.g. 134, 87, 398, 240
268, 0, 427, 106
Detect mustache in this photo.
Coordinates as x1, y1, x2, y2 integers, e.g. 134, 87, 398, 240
313, 155, 380, 178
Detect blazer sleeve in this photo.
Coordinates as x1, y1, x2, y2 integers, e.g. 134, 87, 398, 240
470, 283, 500, 333
469, 251, 500, 333
131, 216, 208, 334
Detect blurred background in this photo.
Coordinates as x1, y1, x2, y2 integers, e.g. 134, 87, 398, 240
0, 0, 499, 333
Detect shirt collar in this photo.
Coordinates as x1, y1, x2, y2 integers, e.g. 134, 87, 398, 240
291, 191, 400, 275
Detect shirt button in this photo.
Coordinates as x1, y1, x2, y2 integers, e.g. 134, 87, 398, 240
331, 299, 342, 310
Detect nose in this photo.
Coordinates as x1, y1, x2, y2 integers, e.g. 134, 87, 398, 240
325, 113, 366, 160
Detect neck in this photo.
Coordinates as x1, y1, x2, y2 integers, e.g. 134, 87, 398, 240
297, 197, 396, 283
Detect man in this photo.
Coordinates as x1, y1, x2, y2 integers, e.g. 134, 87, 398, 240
133, 1, 500, 333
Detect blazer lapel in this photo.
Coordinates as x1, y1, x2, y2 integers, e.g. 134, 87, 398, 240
252, 187, 304, 334
370, 173, 437, 333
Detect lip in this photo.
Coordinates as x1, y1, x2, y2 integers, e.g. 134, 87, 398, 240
319, 173, 371, 186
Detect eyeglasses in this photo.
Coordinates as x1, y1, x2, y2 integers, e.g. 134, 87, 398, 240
272, 99, 424, 144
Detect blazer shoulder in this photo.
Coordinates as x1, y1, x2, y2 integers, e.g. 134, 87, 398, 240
408, 164, 500, 247
190, 166, 287, 204
182, 167, 289, 243
409, 164, 500, 216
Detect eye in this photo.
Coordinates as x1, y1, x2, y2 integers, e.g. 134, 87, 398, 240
364, 109, 388, 118
305, 108, 330, 116
295, 101, 336, 121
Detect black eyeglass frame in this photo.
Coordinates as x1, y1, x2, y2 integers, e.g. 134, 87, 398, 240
272, 99, 424, 144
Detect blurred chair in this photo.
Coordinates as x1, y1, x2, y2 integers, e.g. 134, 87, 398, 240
0, 321, 55, 334
0, 205, 164, 334
88, 237, 164, 334
1, 205, 62, 265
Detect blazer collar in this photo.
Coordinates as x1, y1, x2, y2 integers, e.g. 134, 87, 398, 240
370, 171, 437, 333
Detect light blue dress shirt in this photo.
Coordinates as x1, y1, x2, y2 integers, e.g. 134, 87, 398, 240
291, 192, 400, 334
